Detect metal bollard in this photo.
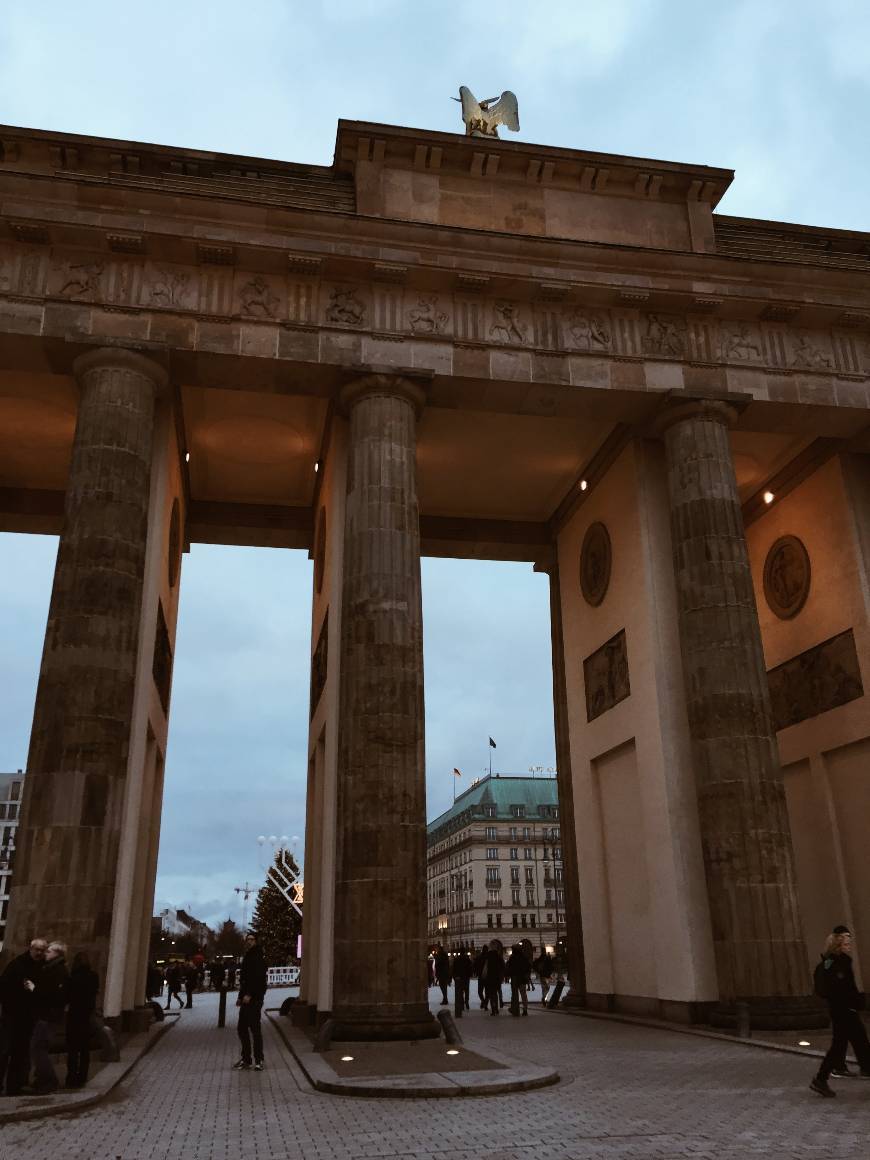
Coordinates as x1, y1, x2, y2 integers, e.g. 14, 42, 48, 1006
735, 1001, 751, 1039
218, 986, 227, 1028
437, 1009, 463, 1045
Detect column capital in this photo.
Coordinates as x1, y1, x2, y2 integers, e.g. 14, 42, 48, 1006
651, 394, 743, 438
338, 371, 429, 419
73, 346, 170, 397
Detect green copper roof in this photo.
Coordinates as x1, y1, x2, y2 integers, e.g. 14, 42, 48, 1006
427, 774, 559, 843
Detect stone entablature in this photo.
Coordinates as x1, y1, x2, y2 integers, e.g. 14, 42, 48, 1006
1, 238, 868, 397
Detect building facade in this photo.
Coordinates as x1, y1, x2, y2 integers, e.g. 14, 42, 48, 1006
427, 776, 564, 953
0, 772, 24, 949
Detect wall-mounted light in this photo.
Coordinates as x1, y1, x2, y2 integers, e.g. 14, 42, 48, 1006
314, 460, 321, 474
580, 480, 588, 492
184, 451, 190, 463
763, 490, 775, 505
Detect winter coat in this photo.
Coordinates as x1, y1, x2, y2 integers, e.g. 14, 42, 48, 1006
434, 950, 451, 983
67, 964, 99, 1021
817, 952, 865, 1012
506, 949, 532, 985
452, 952, 473, 982
0, 950, 44, 1023
534, 953, 554, 979
33, 956, 69, 1021
481, 948, 504, 986
239, 945, 268, 1004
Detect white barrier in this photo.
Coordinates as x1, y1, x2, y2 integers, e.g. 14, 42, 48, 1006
267, 966, 300, 987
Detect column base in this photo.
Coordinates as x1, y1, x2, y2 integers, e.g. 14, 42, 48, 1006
331, 1004, 441, 1042
709, 995, 829, 1031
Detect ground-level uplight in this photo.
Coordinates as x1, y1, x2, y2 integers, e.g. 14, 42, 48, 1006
798, 1040, 811, 1047
446, 1049, 460, 1055
340, 1055, 354, 1062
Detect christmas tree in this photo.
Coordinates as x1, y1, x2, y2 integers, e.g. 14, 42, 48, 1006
250, 850, 303, 967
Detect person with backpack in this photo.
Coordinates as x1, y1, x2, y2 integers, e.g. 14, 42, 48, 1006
810, 925, 870, 1097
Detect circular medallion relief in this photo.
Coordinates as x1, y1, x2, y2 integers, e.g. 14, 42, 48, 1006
167, 498, 181, 589
763, 534, 810, 620
580, 522, 612, 607
314, 508, 327, 594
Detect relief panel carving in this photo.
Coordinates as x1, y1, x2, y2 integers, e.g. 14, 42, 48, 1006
719, 322, 763, 362
643, 313, 686, 357
152, 600, 174, 715
580, 521, 612, 607
768, 628, 863, 731
584, 628, 630, 722
489, 301, 528, 344
763, 534, 811, 620
310, 612, 328, 718
325, 285, 367, 326
236, 273, 283, 319
144, 264, 195, 310
407, 294, 449, 336
565, 310, 611, 351
790, 331, 834, 370
53, 259, 104, 301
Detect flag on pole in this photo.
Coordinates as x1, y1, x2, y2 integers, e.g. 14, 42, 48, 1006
489, 737, 497, 749
453, 768, 462, 777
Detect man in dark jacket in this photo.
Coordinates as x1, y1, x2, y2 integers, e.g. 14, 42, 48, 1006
210, 960, 226, 991
65, 951, 99, 1088
0, 937, 47, 1094
31, 941, 69, 1094
232, 933, 268, 1072
811, 926, 870, 1097
434, 945, 452, 1005
482, 940, 505, 1015
452, 947, 473, 1011
506, 944, 532, 1016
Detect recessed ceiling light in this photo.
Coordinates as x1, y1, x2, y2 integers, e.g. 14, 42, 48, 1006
314, 460, 321, 473
340, 1054, 354, 1062
184, 451, 190, 463
763, 490, 775, 504
580, 479, 588, 491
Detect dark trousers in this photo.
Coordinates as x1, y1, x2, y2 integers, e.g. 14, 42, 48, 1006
818, 1008, 870, 1081
237, 1001, 263, 1064
457, 978, 470, 1009
437, 979, 449, 1003
3, 1016, 33, 1094
66, 1015, 91, 1087
483, 981, 502, 1013
509, 981, 528, 1014
165, 987, 183, 1009
31, 1017, 62, 1092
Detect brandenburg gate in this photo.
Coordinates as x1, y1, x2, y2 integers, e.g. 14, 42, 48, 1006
1, 115, 869, 1035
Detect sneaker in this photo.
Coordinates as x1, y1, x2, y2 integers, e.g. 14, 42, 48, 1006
253, 1062, 264, 1072
810, 1077, 836, 1098
231, 1059, 250, 1071
830, 1066, 854, 1077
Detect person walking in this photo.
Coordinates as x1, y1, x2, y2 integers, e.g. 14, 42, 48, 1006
810, 925, 870, 1097
145, 961, 164, 1003
434, 945, 452, 1006
0, 937, 47, 1095
452, 946, 473, 1011
473, 946, 487, 1009
164, 961, 184, 1010
184, 959, 198, 1009
482, 940, 505, 1016
507, 944, 532, 1016
65, 951, 99, 1088
534, 947, 554, 1006
30, 941, 69, 1094
232, 932, 268, 1072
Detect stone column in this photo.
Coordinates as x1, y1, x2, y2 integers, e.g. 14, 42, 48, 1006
5, 348, 166, 985
658, 399, 817, 1025
534, 557, 587, 1004
331, 373, 438, 1040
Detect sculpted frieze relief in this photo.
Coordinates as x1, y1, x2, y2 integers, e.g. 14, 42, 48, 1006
0, 242, 868, 381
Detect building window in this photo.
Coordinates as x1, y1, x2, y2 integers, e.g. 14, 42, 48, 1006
545, 890, 553, 904
510, 805, 526, 818
485, 826, 497, 840
484, 805, 496, 818
526, 889, 535, 906
524, 867, 533, 883
522, 826, 530, 840
0, 805, 6, 820
10, 783, 20, 802
546, 912, 553, 923
512, 914, 519, 928
487, 914, 493, 928
509, 826, 518, 840
510, 847, 518, 860
521, 914, 527, 928
530, 914, 536, 927
556, 889, 565, 905
554, 847, 562, 860
524, 847, 533, 860
511, 888, 521, 905
496, 914, 502, 928
487, 890, 501, 906
543, 846, 549, 860
486, 848, 498, 860
485, 867, 499, 883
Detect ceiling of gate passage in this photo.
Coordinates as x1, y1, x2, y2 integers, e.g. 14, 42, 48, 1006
0, 369, 849, 531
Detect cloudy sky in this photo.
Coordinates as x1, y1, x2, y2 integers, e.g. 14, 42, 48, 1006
1, 1, 868, 928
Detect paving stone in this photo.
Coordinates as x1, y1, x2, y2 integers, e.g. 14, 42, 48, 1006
2, 987, 869, 1160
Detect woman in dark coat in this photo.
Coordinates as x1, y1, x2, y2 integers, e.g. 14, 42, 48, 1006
482, 940, 505, 1015
810, 927, 870, 1097
66, 951, 99, 1088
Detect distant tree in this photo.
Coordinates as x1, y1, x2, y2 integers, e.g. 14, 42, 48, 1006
250, 851, 302, 967
214, 918, 246, 958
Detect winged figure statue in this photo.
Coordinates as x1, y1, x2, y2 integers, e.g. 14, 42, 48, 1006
454, 87, 520, 138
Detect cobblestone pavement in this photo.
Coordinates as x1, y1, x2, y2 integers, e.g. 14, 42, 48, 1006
2, 987, 868, 1160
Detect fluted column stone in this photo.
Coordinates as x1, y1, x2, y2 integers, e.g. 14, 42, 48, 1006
5, 348, 166, 984
331, 373, 438, 1040
658, 399, 817, 1024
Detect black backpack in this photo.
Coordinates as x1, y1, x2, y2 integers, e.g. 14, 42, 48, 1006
813, 957, 833, 1000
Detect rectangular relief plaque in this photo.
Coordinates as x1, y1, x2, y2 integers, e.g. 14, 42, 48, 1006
768, 627, 863, 731
583, 628, 630, 722
310, 611, 328, 718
